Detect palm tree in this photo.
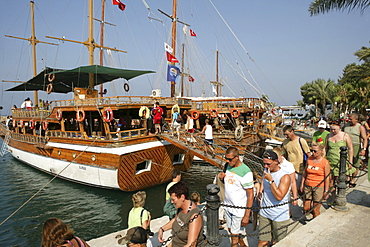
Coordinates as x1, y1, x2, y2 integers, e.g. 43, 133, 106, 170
309, 0, 370, 16
354, 44, 370, 63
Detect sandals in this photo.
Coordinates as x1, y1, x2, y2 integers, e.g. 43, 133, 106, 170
348, 183, 357, 188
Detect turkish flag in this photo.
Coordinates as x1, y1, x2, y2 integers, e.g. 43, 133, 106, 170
166, 52, 179, 63
118, 2, 126, 10
112, 0, 120, 5
190, 29, 197, 37
188, 75, 195, 82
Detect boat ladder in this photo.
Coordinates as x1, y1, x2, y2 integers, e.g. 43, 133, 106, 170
0, 132, 11, 157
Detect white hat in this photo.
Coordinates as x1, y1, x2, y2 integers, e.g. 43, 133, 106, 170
318, 120, 327, 128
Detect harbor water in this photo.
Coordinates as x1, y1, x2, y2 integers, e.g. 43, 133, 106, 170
0, 139, 221, 246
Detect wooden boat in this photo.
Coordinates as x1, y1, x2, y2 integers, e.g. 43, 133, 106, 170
0, 0, 283, 191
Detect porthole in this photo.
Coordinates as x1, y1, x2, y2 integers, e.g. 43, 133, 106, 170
91, 155, 96, 161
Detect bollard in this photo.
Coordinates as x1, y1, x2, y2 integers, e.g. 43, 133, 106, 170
205, 184, 221, 246
334, 146, 349, 211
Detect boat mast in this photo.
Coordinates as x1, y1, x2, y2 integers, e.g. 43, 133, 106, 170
216, 49, 219, 96
5, 1, 57, 103
99, 0, 105, 97
170, 0, 177, 97
181, 43, 184, 97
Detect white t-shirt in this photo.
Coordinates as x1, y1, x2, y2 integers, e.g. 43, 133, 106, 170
224, 163, 254, 217
279, 157, 295, 175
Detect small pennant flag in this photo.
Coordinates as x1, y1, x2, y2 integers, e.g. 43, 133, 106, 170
164, 42, 173, 53
166, 52, 179, 63
112, 0, 125, 11
188, 75, 195, 82
190, 29, 197, 37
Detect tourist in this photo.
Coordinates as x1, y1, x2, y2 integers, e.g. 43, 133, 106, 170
325, 121, 355, 197
195, 119, 215, 158
258, 150, 291, 247
41, 218, 90, 247
152, 102, 163, 134
184, 111, 196, 145
344, 113, 368, 187
163, 169, 181, 219
128, 191, 153, 236
273, 147, 298, 207
118, 226, 151, 247
218, 146, 253, 247
39, 99, 44, 109
171, 107, 181, 140
312, 120, 330, 145
158, 181, 206, 247
300, 143, 330, 218
282, 125, 311, 191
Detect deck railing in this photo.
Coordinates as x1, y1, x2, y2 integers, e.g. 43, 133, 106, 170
11, 108, 51, 118
51, 96, 191, 108
9, 132, 47, 144
191, 98, 266, 111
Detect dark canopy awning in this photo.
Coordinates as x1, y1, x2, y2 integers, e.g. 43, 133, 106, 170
6, 65, 155, 93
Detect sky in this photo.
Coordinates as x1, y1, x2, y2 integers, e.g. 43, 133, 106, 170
0, 0, 369, 115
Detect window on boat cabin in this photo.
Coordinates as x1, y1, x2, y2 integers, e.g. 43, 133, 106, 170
173, 153, 185, 164
135, 160, 152, 175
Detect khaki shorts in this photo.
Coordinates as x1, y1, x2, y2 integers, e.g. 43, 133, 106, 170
258, 215, 289, 242
304, 185, 324, 202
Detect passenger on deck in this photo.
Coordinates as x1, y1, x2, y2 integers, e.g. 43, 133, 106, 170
195, 119, 215, 158
158, 181, 206, 247
41, 218, 90, 247
152, 102, 163, 134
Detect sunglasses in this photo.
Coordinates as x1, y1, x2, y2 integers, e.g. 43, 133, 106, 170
310, 149, 318, 153
263, 162, 273, 165
225, 155, 237, 161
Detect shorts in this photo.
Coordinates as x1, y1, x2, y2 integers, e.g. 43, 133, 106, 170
153, 118, 161, 124
225, 210, 244, 234
304, 185, 324, 202
258, 215, 289, 242
205, 139, 213, 145
187, 128, 194, 133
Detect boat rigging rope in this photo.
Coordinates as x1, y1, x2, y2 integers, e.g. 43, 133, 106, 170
0, 138, 98, 226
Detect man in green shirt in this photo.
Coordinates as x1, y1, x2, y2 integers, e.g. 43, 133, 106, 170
312, 120, 330, 145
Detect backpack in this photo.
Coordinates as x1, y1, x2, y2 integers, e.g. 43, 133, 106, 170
176, 113, 182, 123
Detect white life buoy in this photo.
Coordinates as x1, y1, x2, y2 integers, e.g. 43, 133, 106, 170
171, 104, 181, 115
139, 106, 150, 119
235, 126, 243, 142
76, 109, 85, 122
248, 101, 253, 109
56, 109, 63, 121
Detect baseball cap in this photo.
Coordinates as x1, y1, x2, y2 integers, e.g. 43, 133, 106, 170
318, 120, 327, 128
118, 227, 148, 245
262, 150, 279, 160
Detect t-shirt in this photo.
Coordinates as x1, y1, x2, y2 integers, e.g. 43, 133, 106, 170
282, 138, 310, 174
128, 207, 149, 229
312, 130, 330, 144
279, 157, 295, 174
305, 157, 328, 187
166, 181, 177, 200
224, 162, 254, 217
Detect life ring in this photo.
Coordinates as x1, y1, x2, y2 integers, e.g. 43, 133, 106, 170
171, 104, 181, 115
124, 83, 130, 92
231, 109, 240, 118
248, 101, 253, 109
191, 110, 200, 120
19, 120, 24, 128
103, 107, 113, 122
260, 101, 265, 109
42, 121, 48, 130
254, 103, 260, 110
139, 106, 150, 119
235, 126, 243, 142
76, 109, 85, 122
56, 109, 63, 121
46, 83, 53, 94
48, 73, 55, 82
210, 109, 218, 118
29, 120, 35, 129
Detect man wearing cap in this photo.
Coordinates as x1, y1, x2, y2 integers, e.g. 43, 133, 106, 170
312, 120, 330, 145
258, 150, 291, 247
218, 146, 254, 247
118, 226, 152, 247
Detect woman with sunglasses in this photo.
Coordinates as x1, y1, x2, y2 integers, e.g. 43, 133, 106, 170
325, 121, 355, 181
300, 143, 330, 218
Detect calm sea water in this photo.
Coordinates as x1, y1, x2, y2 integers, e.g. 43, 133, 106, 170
0, 139, 221, 246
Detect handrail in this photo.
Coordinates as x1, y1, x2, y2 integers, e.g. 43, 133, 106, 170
11, 108, 51, 118
9, 132, 47, 144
